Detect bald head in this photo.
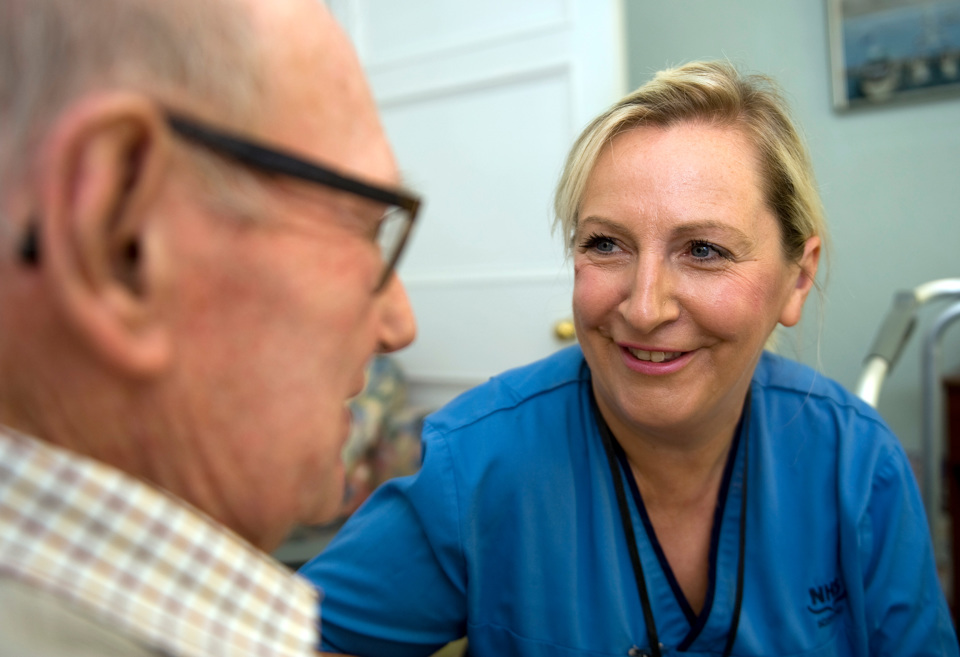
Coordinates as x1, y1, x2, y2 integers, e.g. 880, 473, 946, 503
0, 0, 396, 209
0, 0, 262, 180
241, 0, 395, 187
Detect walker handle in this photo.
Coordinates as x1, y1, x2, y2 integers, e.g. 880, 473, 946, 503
854, 291, 917, 406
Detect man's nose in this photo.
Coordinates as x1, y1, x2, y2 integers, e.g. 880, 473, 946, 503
376, 274, 417, 353
619, 258, 680, 333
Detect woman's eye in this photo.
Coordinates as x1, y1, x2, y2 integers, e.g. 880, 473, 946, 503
689, 240, 723, 260
595, 238, 616, 253
579, 234, 620, 254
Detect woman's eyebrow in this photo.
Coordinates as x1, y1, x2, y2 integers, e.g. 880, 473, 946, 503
576, 216, 622, 233
578, 217, 754, 244
671, 220, 753, 245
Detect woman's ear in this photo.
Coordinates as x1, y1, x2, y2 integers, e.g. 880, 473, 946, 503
35, 92, 174, 377
779, 236, 821, 329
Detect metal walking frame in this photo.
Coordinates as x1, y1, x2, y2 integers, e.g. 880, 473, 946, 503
854, 278, 960, 537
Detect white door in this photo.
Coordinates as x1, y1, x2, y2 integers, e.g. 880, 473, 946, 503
328, 0, 625, 408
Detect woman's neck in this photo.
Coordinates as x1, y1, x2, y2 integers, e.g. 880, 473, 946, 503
628, 431, 733, 511
595, 392, 742, 511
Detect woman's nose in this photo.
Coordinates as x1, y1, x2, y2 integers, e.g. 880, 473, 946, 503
376, 274, 417, 353
619, 259, 680, 332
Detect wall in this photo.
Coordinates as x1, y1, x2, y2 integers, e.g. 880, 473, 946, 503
624, 0, 960, 459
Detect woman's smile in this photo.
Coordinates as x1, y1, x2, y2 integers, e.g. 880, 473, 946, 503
619, 344, 694, 376
624, 347, 685, 363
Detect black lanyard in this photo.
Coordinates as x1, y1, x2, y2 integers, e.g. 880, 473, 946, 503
593, 390, 750, 657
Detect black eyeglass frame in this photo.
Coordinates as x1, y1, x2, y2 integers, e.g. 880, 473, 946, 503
165, 111, 421, 293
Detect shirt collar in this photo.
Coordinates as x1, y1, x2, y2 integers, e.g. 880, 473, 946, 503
0, 428, 319, 656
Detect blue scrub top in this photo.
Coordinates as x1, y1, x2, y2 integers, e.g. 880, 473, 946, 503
301, 346, 958, 657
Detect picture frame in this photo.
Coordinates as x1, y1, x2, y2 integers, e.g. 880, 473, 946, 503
827, 0, 960, 110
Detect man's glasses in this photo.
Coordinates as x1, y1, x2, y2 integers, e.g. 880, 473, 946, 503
165, 112, 421, 293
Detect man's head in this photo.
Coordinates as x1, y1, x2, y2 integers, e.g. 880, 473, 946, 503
0, 0, 417, 550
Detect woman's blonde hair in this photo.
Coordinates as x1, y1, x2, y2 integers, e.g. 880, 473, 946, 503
554, 60, 827, 265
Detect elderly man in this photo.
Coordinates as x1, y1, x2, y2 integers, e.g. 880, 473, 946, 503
0, 0, 418, 654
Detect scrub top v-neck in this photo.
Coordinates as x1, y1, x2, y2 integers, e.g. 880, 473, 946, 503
593, 390, 749, 656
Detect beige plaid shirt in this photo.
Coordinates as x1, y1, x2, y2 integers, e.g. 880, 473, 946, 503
0, 428, 319, 656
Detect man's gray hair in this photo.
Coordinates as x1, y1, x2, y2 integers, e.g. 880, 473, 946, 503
0, 0, 262, 182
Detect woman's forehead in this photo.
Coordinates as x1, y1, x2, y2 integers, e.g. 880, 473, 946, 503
586, 125, 762, 205
575, 124, 782, 248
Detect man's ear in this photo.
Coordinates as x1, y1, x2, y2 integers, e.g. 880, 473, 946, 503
779, 236, 821, 329
35, 93, 174, 377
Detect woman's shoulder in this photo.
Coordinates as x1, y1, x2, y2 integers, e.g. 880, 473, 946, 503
754, 351, 877, 415
425, 345, 590, 437
752, 351, 901, 454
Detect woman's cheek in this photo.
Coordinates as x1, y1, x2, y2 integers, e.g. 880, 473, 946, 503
573, 267, 621, 326
691, 275, 778, 338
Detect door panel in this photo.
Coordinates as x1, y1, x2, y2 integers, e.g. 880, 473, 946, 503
384, 70, 572, 276
328, 0, 625, 407
358, 0, 567, 66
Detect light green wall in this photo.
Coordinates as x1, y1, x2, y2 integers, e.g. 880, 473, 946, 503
624, 0, 960, 456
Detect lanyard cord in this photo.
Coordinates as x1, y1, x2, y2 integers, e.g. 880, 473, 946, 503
595, 399, 661, 654
722, 389, 749, 656
593, 390, 751, 657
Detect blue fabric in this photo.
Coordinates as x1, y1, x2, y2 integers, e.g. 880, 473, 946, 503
301, 346, 958, 657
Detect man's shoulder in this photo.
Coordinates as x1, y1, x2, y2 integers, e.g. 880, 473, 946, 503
426, 345, 589, 436
0, 577, 160, 657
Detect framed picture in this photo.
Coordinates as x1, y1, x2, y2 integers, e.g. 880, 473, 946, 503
827, 0, 960, 110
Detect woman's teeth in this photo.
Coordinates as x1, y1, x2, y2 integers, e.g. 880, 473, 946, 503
628, 348, 683, 363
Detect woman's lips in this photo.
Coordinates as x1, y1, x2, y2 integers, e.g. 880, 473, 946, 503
626, 347, 684, 363
619, 344, 694, 374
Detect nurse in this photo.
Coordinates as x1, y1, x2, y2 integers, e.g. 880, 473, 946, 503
302, 61, 958, 656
